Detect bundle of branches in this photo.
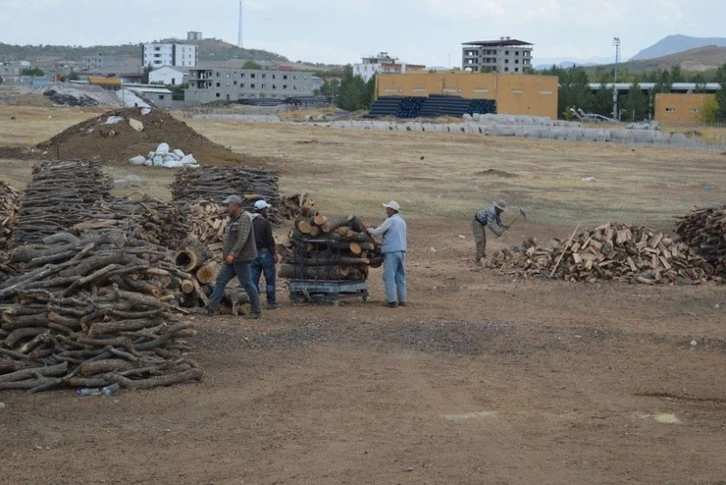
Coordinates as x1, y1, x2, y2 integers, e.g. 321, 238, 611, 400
279, 213, 383, 281
488, 223, 714, 285
11, 160, 112, 246
70, 193, 189, 249
0, 230, 202, 392
675, 205, 726, 277
171, 167, 282, 222
279, 192, 316, 220
0, 181, 20, 250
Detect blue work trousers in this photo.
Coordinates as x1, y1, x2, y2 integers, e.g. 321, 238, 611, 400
207, 261, 261, 313
383, 251, 407, 304
250, 249, 277, 305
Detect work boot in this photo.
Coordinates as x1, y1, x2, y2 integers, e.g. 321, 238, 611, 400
384, 302, 397, 308
248, 311, 262, 319
475, 257, 485, 266
398, 302, 407, 307
267, 303, 278, 310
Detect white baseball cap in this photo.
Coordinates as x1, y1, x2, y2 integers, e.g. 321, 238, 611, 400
383, 200, 401, 212
254, 200, 272, 210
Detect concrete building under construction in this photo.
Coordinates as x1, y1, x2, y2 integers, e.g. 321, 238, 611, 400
375, 71, 558, 119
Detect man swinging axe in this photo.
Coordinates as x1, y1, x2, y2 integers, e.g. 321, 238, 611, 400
472, 199, 509, 265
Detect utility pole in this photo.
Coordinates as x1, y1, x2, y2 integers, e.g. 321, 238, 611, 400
238, 0, 243, 48
613, 37, 621, 120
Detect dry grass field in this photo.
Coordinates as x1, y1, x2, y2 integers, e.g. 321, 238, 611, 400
1, 105, 726, 485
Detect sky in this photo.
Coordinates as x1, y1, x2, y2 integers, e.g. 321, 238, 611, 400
0, 0, 724, 66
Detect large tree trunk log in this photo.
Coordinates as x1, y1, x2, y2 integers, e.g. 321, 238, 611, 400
279, 264, 350, 280
195, 262, 219, 285
80, 359, 136, 376
174, 239, 213, 272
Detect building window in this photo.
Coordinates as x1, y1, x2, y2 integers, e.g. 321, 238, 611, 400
251, 73, 256, 78
233, 81, 237, 85
241, 73, 245, 78
515, 51, 519, 56
505, 50, 510, 55
225, 83, 230, 87
216, 82, 220, 87
261, 84, 266, 89
690, 108, 700, 113
514, 68, 519, 72
504, 67, 509, 72
283, 75, 288, 80
283, 85, 287, 89
262, 74, 266, 79
272, 74, 276, 79
251, 84, 255, 88
216, 93, 220, 98
158, 95, 165, 100
240, 83, 245, 88
515, 59, 519, 64
216, 72, 220, 77
293, 85, 297, 90
666, 107, 676, 112
272, 85, 277, 89
293, 75, 297, 80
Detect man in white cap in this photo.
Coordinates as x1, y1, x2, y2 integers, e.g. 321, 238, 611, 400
367, 201, 407, 308
205, 195, 262, 318
472, 199, 509, 265
250, 199, 279, 310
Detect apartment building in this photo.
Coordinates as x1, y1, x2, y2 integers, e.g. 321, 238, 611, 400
353, 52, 425, 82
184, 68, 315, 104
462, 38, 533, 73
142, 43, 198, 68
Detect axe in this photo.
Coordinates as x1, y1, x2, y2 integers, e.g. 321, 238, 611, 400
496, 208, 527, 237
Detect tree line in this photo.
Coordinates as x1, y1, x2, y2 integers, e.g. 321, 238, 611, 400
540, 64, 726, 122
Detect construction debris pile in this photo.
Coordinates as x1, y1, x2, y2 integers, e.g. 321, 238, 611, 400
279, 213, 383, 281
172, 167, 282, 222
676, 205, 726, 277
0, 182, 20, 250
488, 223, 714, 284
129, 143, 200, 169
11, 160, 112, 246
35, 108, 268, 168
0, 230, 202, 392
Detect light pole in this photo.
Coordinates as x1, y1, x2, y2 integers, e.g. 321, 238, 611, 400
613, 37, 621, 120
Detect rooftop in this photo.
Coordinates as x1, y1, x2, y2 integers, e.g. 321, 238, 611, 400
463, 39, 533, 47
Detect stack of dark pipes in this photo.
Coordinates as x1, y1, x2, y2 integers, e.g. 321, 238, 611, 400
676, 205, 726, 277
0, 230, 202, 392
279, 213, 383, 281
11, 160, 112, 246
171, 167, 282, 223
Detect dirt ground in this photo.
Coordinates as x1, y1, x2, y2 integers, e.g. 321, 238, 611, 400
1, 106, 726, 485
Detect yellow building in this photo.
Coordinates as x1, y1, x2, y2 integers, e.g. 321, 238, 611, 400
376, 72, 558, 119
654, 93, 714, 124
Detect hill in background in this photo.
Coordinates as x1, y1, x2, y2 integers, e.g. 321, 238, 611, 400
632, 34, 726, 60
584, 45, 726, 75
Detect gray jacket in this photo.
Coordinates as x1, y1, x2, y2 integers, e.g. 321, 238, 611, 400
223, 212, 258, 263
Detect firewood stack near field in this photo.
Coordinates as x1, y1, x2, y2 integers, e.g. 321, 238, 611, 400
11, 160, 112, 246
0, 230, 202, 392
279, 212, 383, 281
0, 181, 20, 250
488, 223, 715, 284
675, 205, 726, 277
171, 166, 282, 222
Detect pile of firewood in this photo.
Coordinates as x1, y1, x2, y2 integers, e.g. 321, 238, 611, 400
11, 160, 112, 246
0, 230, 202, 392
488, 223, 714, 284
0, 182, 20, 250
675, 205, 726, 277
70, 193, 189, 249
279, 213, 383, 281
171, 167, 282, 222
279, 192, 316, 220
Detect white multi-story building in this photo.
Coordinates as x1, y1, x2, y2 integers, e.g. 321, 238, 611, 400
142, 43, 197, 68
353, 52, 425, 82
462, 37, 533, 74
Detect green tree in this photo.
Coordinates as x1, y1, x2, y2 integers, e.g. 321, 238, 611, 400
21, 66, 44, 76
692, 73, 708, 92
701, 95, 719, 124
336, 65, 370, 111
592, 83, 615, 117
242, 60, 261, 70
621, 83, 649, 121
652, 69, 672, 94
544, 65, 594, 119
715, 64, 726, 121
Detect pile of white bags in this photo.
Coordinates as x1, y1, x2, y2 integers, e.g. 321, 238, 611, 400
129, 143, 200, 169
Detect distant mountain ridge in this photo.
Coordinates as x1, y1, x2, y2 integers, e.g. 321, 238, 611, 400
632, 34, 726, 60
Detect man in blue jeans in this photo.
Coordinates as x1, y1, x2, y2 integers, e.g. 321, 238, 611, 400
250, 200, 279, 310
367, 201, 407, 308
205, 195, 262, 319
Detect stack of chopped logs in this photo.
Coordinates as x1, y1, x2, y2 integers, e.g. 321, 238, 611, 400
279, 213, 383, 281
675, 205, 726, 277
0, 230, 202, 392
11, 160, 112, 246
489, 223, 714, 284
171, 167, 282, 223
279, 192, 316, 220
70, 193, 189, 249
0, 181, 20, 250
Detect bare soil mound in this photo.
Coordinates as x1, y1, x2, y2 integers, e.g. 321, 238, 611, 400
36, 108, 270, 168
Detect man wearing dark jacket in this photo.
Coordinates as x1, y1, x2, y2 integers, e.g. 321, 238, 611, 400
250, 200, 278, 310
205, 195, 262, 318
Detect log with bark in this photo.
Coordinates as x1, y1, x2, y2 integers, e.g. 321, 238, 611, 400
675, 205, 726, 278
0, 181, 20, 250
0, 229, 202, 392
11, 160, 112, 246
487, 222, 715, 284
171, 167, 282, 222
280, 210, 382, 282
